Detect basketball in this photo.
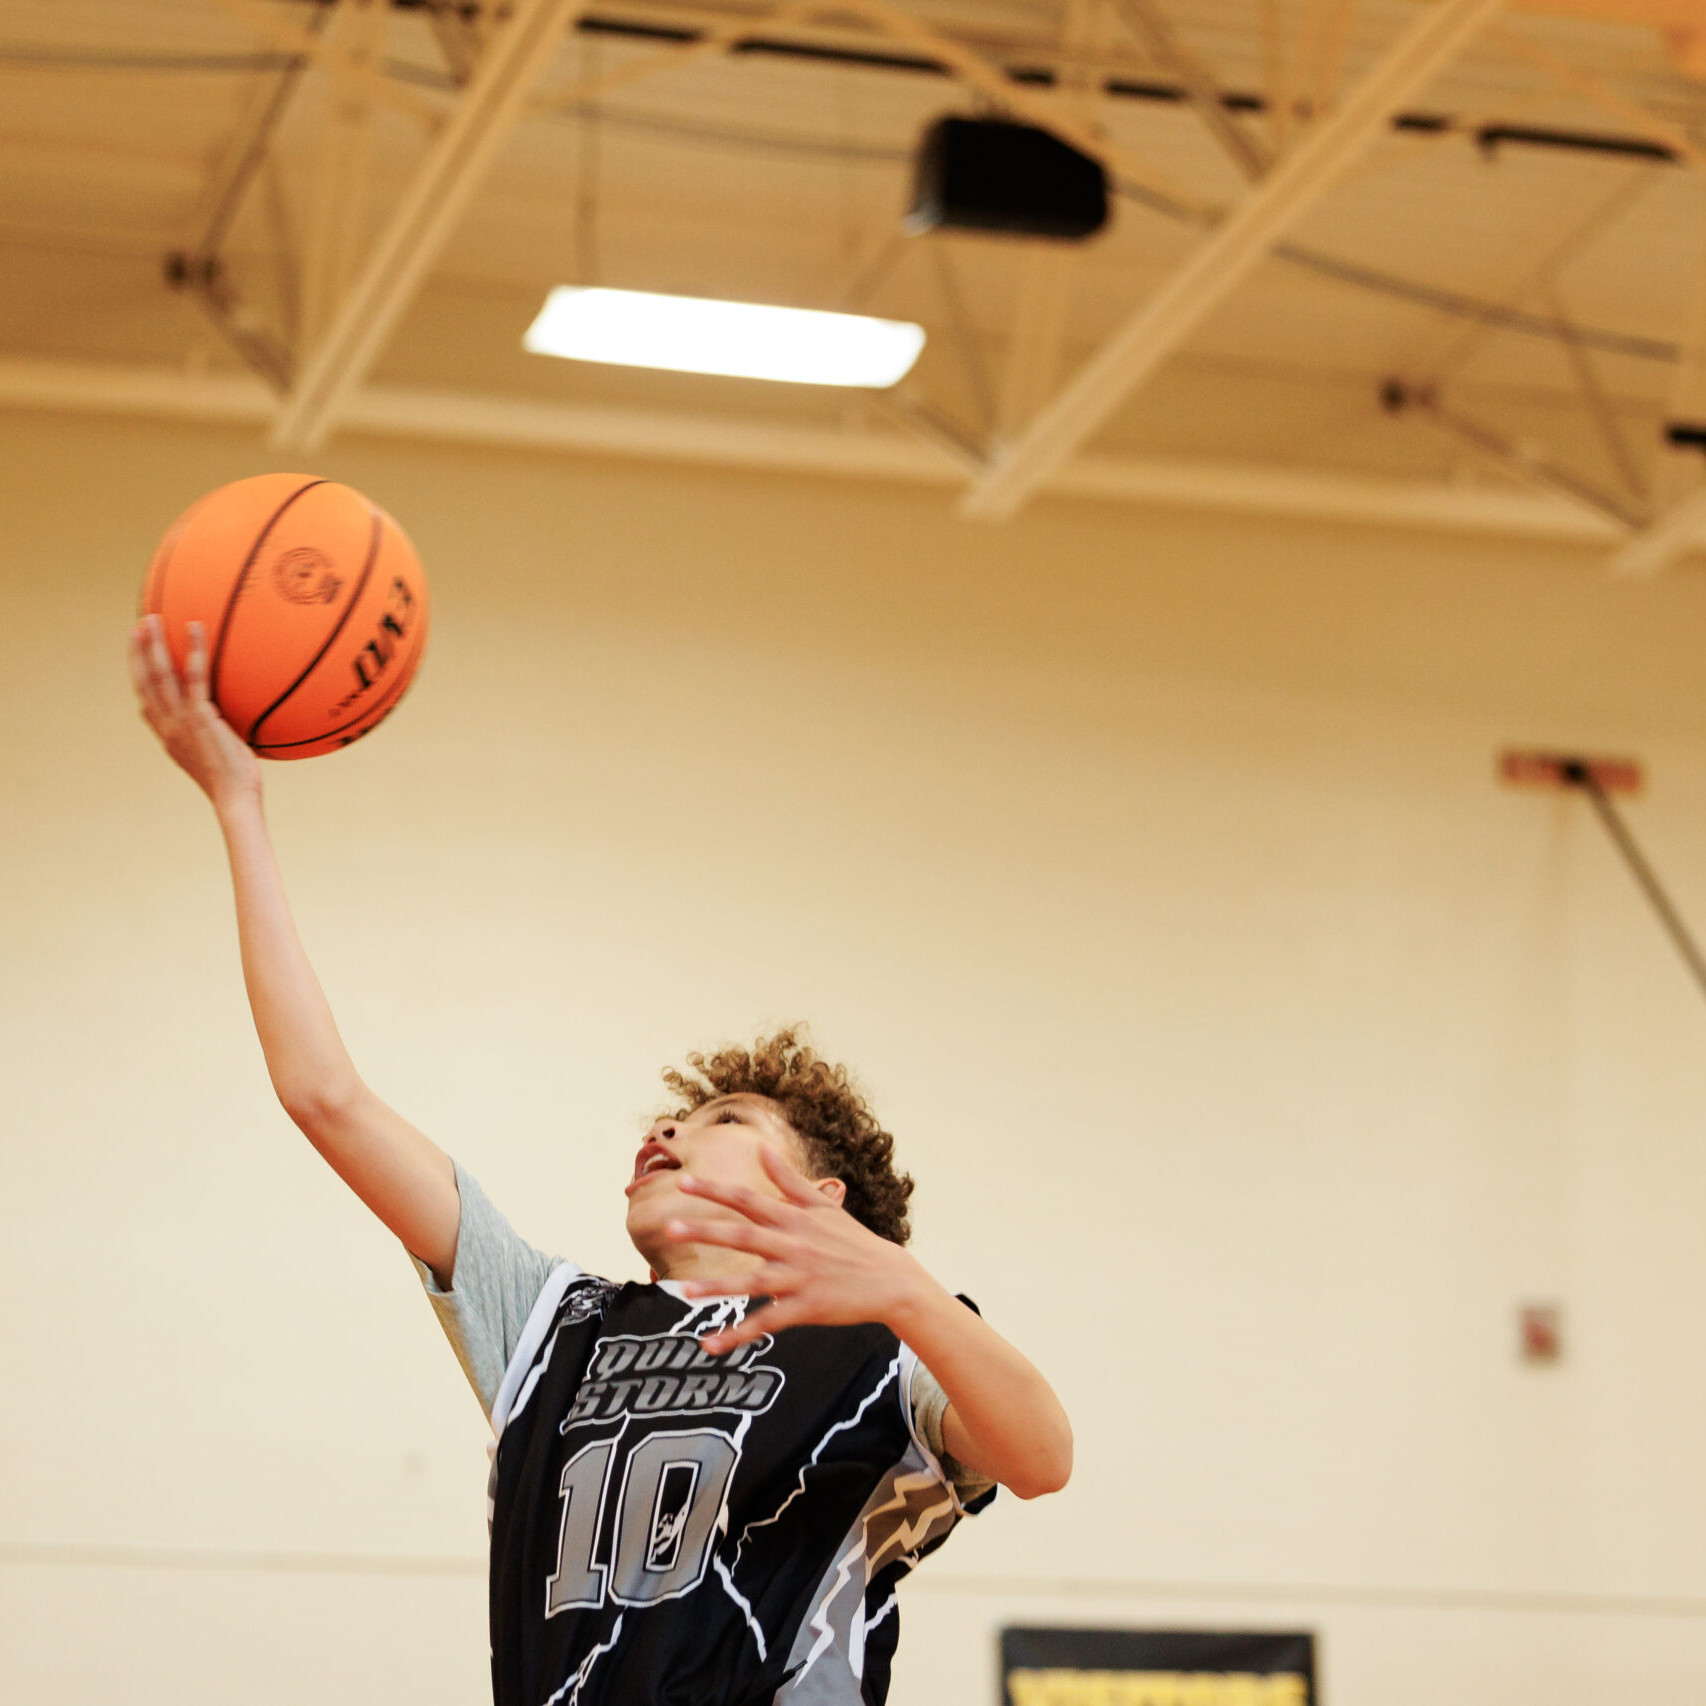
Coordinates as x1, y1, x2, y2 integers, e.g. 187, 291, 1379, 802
139, 473, 430, 760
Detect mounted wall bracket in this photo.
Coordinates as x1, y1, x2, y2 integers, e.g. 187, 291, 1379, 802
1501, 748, 1706, 1003
1499, 750, 1641, 795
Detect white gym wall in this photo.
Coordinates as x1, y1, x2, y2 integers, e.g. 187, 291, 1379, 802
4, 405, 1706, 1704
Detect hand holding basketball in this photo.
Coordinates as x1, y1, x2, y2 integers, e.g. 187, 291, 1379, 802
138, 474, 430, 760
129, 614, 261, 810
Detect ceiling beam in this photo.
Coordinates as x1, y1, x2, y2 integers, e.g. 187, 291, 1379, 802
1487, 24, 1706, 169
1607, 201, 1706, 574
1384, 379, 1645, 529
1608, 484, 1706, 576
1395, 167, 1658, 386
990, 0, 1101, 443
1654, 213, 1706, 510
270, 0, 584, 451
418, 0, 487, 84
206, 0, 444, 127
1512, 0, 1706, 28
533, 0, 823, 111
959, 0, 1510, 522
1105, 0, 1271, 181
3, 354, 1687, 551
1544, 285, 1647, 502
298, 0, 387, 362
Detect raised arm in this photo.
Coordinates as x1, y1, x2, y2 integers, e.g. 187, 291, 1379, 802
129, 615, 460, 1279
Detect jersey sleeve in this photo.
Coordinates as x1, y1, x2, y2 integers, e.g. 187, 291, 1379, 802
412, 1159, 570, 1418
907, 1359, 997, 1506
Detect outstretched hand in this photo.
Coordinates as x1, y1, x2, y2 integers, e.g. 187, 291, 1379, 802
669, 1146, 931, 1355
129, 614, 261, 809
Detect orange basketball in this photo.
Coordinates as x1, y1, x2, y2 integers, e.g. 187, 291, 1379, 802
140, 474, 430, 760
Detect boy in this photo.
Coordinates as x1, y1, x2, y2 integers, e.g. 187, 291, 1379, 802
128, 614, 1072, 1706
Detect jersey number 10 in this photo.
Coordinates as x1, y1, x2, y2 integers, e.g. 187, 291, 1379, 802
546, 1428, 739, 1614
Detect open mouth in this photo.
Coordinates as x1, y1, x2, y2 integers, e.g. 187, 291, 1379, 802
628, 1141, 683, 1192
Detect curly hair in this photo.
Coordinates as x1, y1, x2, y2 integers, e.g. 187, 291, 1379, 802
661, 1027, 914, 1245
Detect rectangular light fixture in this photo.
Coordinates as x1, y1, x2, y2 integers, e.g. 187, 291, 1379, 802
523, 286, 925, 388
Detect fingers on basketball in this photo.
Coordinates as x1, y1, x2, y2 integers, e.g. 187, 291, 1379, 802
127, 624, 156, 719
145, 616, 184, 716
129, 617, 177, 726
184, 621, 211, 703
140, 475, 430, 761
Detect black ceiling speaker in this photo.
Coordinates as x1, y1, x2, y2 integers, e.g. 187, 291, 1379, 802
906, 115, 1109, 241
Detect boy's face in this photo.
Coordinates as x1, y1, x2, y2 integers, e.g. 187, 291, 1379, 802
624, 1093, 839, 1279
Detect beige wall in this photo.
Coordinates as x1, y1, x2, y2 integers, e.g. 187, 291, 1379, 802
5, 407, 1706, 1704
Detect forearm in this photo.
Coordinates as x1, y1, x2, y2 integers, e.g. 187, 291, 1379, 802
892, 1278, 1073, 1499
214, 792, 458, 1269
133, 615, 456, 1270
217, 794, 361, 1119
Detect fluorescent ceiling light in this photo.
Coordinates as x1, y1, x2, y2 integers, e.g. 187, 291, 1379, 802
524, 287, 925, 388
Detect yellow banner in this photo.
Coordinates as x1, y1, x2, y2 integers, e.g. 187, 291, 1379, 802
1007, 1669, 1309, 1706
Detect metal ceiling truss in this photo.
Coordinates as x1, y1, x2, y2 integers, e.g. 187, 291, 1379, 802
416, 0, 489, 83
1656, 229, 1706, 513
208, 0, 446, 124
534, 1, 1694, 168
1105, 0, 1271, 181
1269, 0, 1362, 147
162, 0, 341, 389
189, 0, 1206, 450
298, 0, 388, 359
1374, 163, 1665, 545
1609, 223, 1706, 575
272, 0, 587, 449
988, 0, 1102, 445
835, 0, 1202, 216
836, 0, 1705, 531
1372, 21, 1706, 575
1396, 166, 1662, 385
0, 348, 1639, 547
1379, 378, 1648, 531
1546, 283, 1647, 503
1380, 229, 1706, 568
959, 0, 1512, 520
163, 251, 297, 392
1486, 23, 1706, 172
1610, 481, 1706, 574
129, 0, 1706, 560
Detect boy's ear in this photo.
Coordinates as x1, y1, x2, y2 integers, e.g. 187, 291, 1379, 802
814, 1177, 847, 1209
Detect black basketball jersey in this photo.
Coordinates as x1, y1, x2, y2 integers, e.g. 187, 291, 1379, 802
487, 1264, 991, 1706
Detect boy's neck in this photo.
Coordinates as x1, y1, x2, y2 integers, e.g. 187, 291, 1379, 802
645, 1244, 766, 1290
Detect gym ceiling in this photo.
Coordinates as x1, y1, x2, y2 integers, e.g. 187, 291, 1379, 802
3, 0, 1704, 562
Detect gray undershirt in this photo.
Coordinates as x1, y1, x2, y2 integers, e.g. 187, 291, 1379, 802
413, 1160, 992, 1500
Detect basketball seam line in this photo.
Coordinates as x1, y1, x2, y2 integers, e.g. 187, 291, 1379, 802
245, 504, 384, 748
250, 616, 426, 751
209, 477, 327, 711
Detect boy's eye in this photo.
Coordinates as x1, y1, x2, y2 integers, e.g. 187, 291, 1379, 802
715, 1109, 741, 1124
